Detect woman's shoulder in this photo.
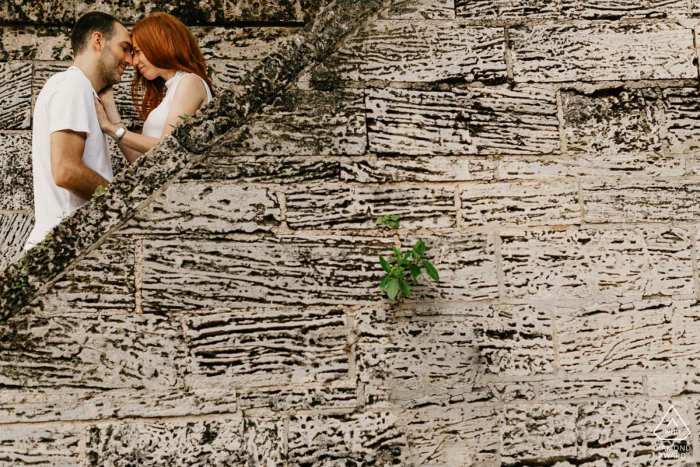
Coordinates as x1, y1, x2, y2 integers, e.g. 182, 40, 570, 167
172, 73, 209, 104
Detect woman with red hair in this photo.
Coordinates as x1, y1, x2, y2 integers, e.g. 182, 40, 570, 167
95, 12, 214, 162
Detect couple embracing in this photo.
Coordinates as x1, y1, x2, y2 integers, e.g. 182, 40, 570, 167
24, 11, 215, 250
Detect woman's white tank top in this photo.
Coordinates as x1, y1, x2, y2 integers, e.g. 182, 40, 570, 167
142, 70, 213, 138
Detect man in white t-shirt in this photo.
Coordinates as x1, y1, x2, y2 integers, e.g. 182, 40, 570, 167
24, 12, 132, 250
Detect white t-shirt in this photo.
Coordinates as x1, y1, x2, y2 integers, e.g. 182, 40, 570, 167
24, 66, 112, 250
142, 71, 212, 138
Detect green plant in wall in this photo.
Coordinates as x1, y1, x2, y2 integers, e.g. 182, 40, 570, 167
376, 216, 439, 301
92, 185, 106, 198
12, 261, 29, 290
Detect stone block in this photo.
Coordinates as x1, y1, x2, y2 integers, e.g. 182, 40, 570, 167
225, 0, 329, 23
0, 62, 32, 130
1, 0, 74, 24
288, 412, 405, 465
140, 235, 395, 311
86, 416, 284, 466
381, 0, 455, 19
460, 181, 580, 227
538, 376, 645, 401
237, 381, 357, 411
0, 27, 71, 61
340, 156, 497, 183
27, 238, 135, 315
120, 182, 281, 234
511, 23, 696, 82
398, 403, 499, 466
648, 373, 700, 397
583, 179, 700, 223
208, 59, 256, 90
195, 27, 296, 60
184, 307, 349, 388
0, 311, 185, 389
185, 155, 341, 183
367, 86, 560, 156
501, 227, 694, 299
457, 0, 690, 18
556, 299, 700, 373
0, 214, 33, 273
563, 88, 663, 156
215, 88, 366, 156
0, 424, 81, 466
499, 154, 685, 179
0, 132, 32, 211
456, 0, 559, 17
663, 87, 700, 154
0, 387, 237, 423
285, 183, 457, 230
76, 0, 225, 24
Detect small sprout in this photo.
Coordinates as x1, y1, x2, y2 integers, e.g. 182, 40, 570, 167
378, 235, 440, 302
179, 113, 192, 121
93, 185, 106, 198
376, 215, 401, 229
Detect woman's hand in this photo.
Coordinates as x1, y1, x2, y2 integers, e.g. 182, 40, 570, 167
94, 96, 116, 136
97, 86, 117, 111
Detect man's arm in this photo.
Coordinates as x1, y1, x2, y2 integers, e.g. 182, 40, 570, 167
50, 130, 109, 200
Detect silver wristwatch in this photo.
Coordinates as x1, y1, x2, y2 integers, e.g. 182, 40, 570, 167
114, 126, 126, 142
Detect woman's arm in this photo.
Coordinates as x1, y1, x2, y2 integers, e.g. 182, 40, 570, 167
96, 88, 143, 164
98, 75, 208, 156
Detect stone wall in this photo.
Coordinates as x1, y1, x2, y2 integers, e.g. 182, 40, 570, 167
4, 0, 700, 465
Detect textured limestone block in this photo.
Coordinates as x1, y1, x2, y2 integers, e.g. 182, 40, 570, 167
457, 0, 690, 18
501, 227, 694, 299
0, 27, 71, 61
648, 373, 700, 397
0, 387, 237, 423
0, 132, 32, 211
27, 238, 135, 315
538, 376, 645, 401
663, 87, 700, 154
381, 0, 455, 18
577, 400, 692, 464
341, 156, 496, 183
288, 412, 405, 465
1, 0, 74, 24
398, 403, 499, 466
0, 62, 32, 130
583, 179, 700, 223
0, 424, 81, 466
184, 307, 349, 388
208, 59, 256, 90
285, 183, 457, 230
499, 154, 685, 179
471, 382, 537, 403
0, 312, 185, 389
140, 236, 395, 311
33, 62, 70, 98
501, 404, 578, 463
511, 23, 696, 82
300, 34, 364, 82
86, 416, 284, 466
77, 0, 225, 24
0, 214, 33, 273
217, 88, 366, 156
367, 86, 560, 156
563, 89, 663, 156
361, 21, 505, 82
186, 155, 340, 183
195, 27, 296, 60
225, 0, 328, 22
121, 182, 281, 234
460, 181, 580, 227
556, 299, 700, 372
399, 232, 499, 302
237, 381, 357, 411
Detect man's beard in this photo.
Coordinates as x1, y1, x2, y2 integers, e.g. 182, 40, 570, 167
97, 53, 121, 88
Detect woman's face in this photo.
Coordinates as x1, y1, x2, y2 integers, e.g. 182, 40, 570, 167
132, 38, 162, 81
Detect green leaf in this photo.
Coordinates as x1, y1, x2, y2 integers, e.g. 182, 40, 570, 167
392, 246, 402, 257
409, 264, 421, 281
379, 275, 392, 291
413, 239, 426, 255
379, 256, 391, 273
399, 279, 411, 298
92, 185, 106, 198
423, 260, 439, 283
401, 251, 412, 265
387, 278, 399, 300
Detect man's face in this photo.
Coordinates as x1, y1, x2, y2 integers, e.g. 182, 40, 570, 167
97, 22, 132, 87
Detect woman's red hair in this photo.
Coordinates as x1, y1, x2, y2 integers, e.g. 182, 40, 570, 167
130, 12, 215, 121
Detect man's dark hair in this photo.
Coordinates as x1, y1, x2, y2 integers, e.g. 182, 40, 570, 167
70, 11, 120, 56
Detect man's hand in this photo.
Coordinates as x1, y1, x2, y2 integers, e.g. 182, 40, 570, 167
50, 130, 110, 201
